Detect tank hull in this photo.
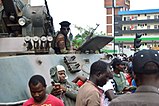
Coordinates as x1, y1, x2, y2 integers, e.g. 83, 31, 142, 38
0, 53, 109, 105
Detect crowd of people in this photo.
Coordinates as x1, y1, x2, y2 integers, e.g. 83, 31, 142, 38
22, 20, 159, 106
23, 49, 159, 106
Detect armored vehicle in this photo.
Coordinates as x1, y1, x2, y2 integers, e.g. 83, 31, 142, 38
0, 0, 113, 105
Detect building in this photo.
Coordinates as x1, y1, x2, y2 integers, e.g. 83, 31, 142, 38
104, 0, 130, 36
104, 0, 130, 54
115, 9, 159, 50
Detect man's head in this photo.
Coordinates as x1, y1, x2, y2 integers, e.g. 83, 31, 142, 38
89, 60, 111, 87
28, 75, 47, 103
133, 49, 159, 86
56, 65, 67, 82
59, 21, 71, 35
111, 58, 125, 73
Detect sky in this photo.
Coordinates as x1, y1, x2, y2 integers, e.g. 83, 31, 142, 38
30, 0, 159, 35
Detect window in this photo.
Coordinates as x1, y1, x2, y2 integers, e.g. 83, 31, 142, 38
127, 26, 130, 30
123, 17, 126, 21
147, 16, 150, 19
127, 17, 130, 21
134, 26, 137, 30
154, 25, 157, 29
123, 26, 126, 30
134, 16, 137, 20
147, 25, 150, 29
154, 15, 158, 19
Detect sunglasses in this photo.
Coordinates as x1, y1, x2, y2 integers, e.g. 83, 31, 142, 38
61, 27, 70, 31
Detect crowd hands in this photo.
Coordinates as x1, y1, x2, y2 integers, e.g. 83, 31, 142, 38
23, 49, 159, 106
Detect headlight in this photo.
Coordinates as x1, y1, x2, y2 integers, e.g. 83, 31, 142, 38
47, 36, 53, 42
18, 18, 26, 26
24, 36, 31, 42
33, 36, 39, 42
41, 36, 47, 42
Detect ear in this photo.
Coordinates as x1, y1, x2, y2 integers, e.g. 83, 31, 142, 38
96, 71, 101, 77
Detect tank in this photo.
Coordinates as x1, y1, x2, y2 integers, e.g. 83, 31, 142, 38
0, 0, 113, 105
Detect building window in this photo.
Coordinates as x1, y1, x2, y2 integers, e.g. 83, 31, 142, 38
123, 26, 126, 30
123, 17, 126, 21
127, 17, 130, 21
127, 26, 130, 30
134, 26, 137, 30
147, 16, 150, 19
134, 16, 137, 20
154, 25, 158, 29
154, 15, 158, 19
147, 25, 150, 29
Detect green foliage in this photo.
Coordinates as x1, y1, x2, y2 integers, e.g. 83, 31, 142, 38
72, 25, 105, 49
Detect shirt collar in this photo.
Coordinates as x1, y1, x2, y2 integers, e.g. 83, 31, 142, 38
136, 85, 159, 94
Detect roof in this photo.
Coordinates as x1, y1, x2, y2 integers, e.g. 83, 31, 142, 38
118, 8, 159, 15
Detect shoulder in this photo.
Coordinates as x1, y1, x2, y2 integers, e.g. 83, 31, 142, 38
79, 82, 101, 96
47, 94, 64, 106
22, 98, 34, 106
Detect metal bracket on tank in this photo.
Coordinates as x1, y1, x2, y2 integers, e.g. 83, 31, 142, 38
64, 56, 81, 73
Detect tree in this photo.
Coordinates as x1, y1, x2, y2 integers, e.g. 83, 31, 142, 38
72, 25, 105, 49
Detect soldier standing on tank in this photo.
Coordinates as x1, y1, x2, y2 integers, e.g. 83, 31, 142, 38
53, 21, 71, 54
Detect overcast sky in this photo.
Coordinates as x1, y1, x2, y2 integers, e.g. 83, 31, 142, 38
30, 0, 159, 35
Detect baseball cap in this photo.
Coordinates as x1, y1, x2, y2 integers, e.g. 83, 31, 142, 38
59, 21, 71, 27
133, 49, 159, 74
111, 58, 124, 69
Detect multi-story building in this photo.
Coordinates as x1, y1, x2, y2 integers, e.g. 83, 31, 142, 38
104, 0, 130, 53
116, 9, 159, 50
104, 0, 130, 36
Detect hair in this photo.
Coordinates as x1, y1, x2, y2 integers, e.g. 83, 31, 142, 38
134, 62, 159, 75
90, 60, 109, 75
135, 62, 159, 84
28, 75, 47, 88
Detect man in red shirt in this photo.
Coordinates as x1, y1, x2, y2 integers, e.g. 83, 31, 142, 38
23, 75, 64, 106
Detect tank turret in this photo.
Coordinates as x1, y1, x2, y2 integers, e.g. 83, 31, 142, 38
0, 0, 55, 54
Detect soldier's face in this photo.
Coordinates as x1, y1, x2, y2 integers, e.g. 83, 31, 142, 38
58, 70, 66, 82
61, 27, 70, 35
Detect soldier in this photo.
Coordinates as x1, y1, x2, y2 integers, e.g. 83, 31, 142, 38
46, 65, 79, 106
53, 21, 71, 54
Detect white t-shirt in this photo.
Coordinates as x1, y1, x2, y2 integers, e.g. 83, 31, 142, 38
102, 79, 115, 106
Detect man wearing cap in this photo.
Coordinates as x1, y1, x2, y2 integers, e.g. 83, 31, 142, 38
109, 49, 159, 106
46, 65, 79, 106
53, 21, 71, 54
111, 58, 130, 94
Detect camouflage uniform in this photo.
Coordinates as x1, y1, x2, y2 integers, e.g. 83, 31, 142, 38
46, 66, 78, 106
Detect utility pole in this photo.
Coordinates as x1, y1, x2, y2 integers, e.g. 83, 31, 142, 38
112, 0, 116, 54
